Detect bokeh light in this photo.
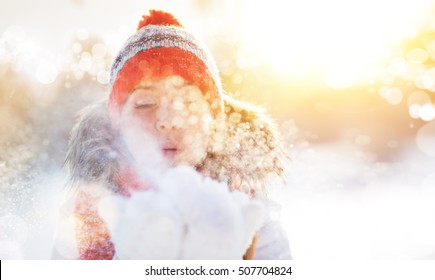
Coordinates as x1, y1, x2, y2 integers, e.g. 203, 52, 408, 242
416, 120, 435, 156
239, 0, 433, 87
36, 59, 58, 85
2, 0, 435, 260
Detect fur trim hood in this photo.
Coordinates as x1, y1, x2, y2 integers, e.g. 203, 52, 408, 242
65, 95, 287, 195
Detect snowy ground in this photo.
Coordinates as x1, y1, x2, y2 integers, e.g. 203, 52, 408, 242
1, 140, 435, 260
272, 143, 435, 260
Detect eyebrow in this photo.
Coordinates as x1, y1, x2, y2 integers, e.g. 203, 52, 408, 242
129, 86, 160, 98
132, 84, 154, 91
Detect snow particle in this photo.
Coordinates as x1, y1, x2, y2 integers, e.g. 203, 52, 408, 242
91, 43, 107, 59
355, 135, 371, 146
72, 43, 82, 54
35, 59, 58, 85
97, 70, 110, 85
406, 48, 428, 64
416, 121, 435, 156
379, 86, 402, 105
419, 104, 435, 121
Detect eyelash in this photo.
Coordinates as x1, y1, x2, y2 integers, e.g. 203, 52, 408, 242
135, 103, 156, 109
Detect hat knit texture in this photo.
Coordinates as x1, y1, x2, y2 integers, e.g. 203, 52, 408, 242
108, 10, 223, 119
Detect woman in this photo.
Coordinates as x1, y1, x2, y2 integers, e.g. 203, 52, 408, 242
53, 10, 291, 260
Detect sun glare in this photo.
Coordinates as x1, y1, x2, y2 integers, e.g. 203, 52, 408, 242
240, 0, 433, 88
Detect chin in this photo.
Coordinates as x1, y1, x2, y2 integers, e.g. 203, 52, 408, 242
169, 157, 197, 168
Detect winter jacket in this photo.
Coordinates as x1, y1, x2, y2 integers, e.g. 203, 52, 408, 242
56, 95, 291, 260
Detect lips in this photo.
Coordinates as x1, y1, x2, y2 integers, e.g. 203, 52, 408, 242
162, 141, 179, 158
162, 148, 178, 158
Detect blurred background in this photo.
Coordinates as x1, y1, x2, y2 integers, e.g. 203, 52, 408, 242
1, 0, 435, 259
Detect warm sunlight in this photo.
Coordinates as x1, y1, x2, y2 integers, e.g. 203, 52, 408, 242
240, 0, 434, 88
2, 0, 435, 265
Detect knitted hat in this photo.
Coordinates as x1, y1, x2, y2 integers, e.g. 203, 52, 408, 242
108, 10, 223, 122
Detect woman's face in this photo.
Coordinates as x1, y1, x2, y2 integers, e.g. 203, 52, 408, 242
119, 75, 213, 167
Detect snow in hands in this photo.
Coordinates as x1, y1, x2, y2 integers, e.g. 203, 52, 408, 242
99, 166, 266, 259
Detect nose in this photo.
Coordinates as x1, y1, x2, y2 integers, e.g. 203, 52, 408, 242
154, 101, 184, 132
155, 115, 181, 132
155, 120, 173, 132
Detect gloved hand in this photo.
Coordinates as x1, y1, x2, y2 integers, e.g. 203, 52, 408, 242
99, 166, 266, 259
99, 190, 183, 260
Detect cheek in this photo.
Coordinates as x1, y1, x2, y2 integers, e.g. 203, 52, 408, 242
119, 113, 166, 166
122, 109, 156, 133
182, 118, 211, 143
120, 111, 159, 151
180, 122, 211, 161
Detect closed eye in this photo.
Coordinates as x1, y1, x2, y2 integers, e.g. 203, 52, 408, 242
135, 103, 156, 109
184, 98, 200, 104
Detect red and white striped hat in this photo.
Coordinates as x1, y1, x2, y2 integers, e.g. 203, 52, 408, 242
108, 10, 223, 122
